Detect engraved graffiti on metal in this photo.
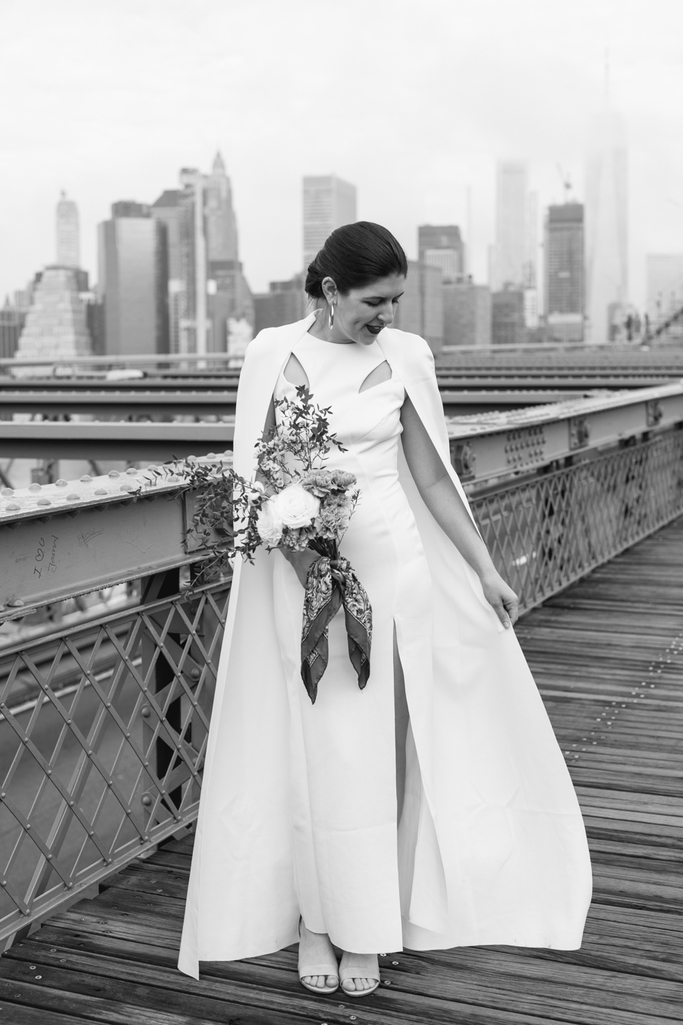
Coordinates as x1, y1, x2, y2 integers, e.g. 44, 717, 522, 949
0, 463, 230, 617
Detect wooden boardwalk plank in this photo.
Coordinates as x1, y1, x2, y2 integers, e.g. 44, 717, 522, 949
2, 514, 683, 1023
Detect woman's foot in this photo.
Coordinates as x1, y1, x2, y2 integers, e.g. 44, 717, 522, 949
339, 951, 381, 997
298, 920, 339, 993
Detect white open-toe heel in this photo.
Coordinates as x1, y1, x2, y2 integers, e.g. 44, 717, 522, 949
298, 918, 339, 995
339, 951, 381, 997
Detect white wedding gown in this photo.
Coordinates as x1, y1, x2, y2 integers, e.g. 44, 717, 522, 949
178, 319, 592, 976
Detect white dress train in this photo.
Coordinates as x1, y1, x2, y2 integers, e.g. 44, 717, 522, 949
177, 316, 592, 978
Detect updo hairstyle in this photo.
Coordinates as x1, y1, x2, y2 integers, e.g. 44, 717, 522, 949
305, 221, 408, 300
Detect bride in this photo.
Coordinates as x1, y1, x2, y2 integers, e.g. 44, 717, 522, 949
178, 221, 592, 998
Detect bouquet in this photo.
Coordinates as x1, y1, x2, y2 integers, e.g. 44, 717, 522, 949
183, 385, 371, 703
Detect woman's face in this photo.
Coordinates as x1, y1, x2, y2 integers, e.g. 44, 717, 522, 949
330, 273, 406, 345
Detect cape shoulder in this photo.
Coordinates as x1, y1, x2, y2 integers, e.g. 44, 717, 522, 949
233, 320, 442, 475
377, 327, 437, 384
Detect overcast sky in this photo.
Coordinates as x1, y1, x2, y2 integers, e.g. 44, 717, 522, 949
2, 0, 683, 308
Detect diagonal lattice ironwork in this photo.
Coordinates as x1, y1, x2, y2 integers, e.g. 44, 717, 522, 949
473, 431, 683, 612
0, 579, 229, 947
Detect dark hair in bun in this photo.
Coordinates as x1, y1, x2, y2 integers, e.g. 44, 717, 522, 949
305, 221, 408, 299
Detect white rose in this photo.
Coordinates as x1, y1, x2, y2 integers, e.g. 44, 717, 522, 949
256, 499, 284, 546
271, 484, 320, 528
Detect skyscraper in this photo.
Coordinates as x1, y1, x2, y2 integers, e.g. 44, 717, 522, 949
205, 152, 238, 263
491, 287, 526, 346
443, 281, 491, 348
98, 203, 169, 357
418, 225, 465, 283
303, 175, 357, 270
151, 154, 253, 356
15, 268, 92, 362
392, 260, 444, 353
490, 161, 531, 290
253, 275, 306, 334
56, 191, 80, 268
0, 299, 24, 359
150, 189, 184, 354
545, 202, 585, 342
205, 153, 253, 354
585, 109, 628, 343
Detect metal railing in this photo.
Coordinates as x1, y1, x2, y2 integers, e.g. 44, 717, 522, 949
1, 384, 682, 949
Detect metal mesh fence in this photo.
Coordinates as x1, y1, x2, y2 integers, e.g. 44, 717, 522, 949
474, 431, 683, 611
0, 581, 229, 946
1, 429, 682, 945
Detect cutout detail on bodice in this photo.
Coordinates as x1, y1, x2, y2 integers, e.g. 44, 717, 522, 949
359, 360, 392, 393
283, 353, 309, 390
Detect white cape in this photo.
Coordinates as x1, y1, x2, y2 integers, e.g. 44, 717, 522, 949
178, 315, 592, 978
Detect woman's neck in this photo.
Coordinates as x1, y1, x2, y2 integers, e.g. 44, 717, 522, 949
308, 307, 354, 345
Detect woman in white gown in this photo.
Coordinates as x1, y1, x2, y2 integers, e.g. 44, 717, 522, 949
178, 222, 592, 997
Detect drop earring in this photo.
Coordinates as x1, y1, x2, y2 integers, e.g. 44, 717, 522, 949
328, 303, 335, 329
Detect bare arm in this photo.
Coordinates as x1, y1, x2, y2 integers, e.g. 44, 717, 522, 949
400, 396, 518, 627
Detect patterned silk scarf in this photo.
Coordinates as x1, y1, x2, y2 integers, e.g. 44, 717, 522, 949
300, 552, 372, 704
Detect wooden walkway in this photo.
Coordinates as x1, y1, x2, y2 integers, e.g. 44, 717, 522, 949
1, 517, 683, 1024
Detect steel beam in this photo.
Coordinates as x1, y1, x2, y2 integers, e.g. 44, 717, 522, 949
448, 382, 683, 481
0, 421, 233, 460
0, 466, 212, 614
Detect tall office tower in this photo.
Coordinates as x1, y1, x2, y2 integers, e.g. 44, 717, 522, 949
0, 298, 25, 358
418, 225, 465, 283
15, 268, 92, 362
524, 191, 538, 288
585, 109, 628, 343
443, 281, 491, 348
491, 286, 526, 346
646, 254, 683, 332
205, 152, 253, 354
303, 175, 357, 270
490, 161, 532, 291
206, 152, 238, 263
151, 154, 253, 356
97, 203, 169, 357
392, 260, 444, 353
253, 274, 307, 334
545, 202, 585, 342
151, 189, 185, 354
56, 191, 80, 268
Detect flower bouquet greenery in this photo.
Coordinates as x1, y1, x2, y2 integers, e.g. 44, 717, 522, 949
182, 385, 371, 703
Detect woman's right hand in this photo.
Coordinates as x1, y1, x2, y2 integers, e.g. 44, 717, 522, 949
283, 548, 320, 587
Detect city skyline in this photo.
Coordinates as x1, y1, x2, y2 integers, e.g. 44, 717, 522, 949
2, 1, 683, 312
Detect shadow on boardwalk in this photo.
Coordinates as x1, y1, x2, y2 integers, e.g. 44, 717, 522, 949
1, 517, 682, 1024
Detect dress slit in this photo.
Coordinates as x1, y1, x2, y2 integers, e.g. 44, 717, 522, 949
393, 622, 409, 822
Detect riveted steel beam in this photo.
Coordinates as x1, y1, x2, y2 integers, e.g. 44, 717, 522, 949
447, 382, 683, 482
0, 463, 229, 616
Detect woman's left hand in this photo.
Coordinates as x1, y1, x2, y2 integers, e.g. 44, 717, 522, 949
480, 569, 519, 629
